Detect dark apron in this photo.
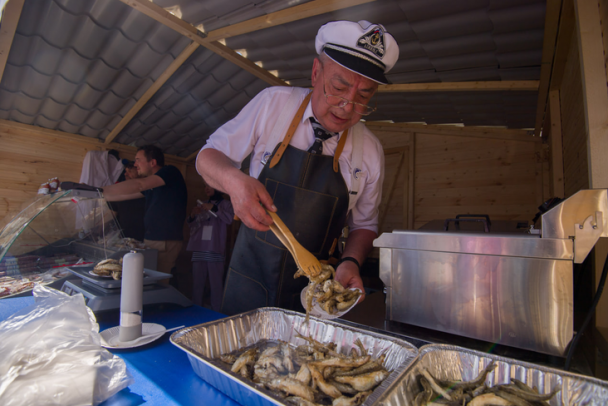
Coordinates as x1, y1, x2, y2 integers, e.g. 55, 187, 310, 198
221, 95, 350, 315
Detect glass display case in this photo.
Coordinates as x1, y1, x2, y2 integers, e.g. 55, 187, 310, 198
0, 189, 134, 298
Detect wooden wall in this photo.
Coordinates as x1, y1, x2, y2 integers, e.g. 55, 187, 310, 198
367, 122, 546, 236
559, 27, 589, 197
0, 120, 189, 222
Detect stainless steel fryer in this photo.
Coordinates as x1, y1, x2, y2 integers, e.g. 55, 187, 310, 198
374, 189, 608, 356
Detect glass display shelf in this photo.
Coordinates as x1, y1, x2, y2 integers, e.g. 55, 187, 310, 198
0, 189, 127, 298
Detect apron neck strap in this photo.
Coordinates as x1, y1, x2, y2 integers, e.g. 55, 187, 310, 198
269, 92, 311, 169
269, 92, 348, 173
333, 128, 348, 173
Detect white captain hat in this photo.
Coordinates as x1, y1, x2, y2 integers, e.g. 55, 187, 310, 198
315, 20, 399, 85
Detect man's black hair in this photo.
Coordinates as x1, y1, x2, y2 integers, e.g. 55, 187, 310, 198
137, 145, 165, 167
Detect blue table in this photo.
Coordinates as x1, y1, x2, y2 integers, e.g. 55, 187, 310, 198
0, 297, 240, 406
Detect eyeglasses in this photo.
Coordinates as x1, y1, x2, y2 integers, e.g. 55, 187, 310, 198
321, 75, 377, 116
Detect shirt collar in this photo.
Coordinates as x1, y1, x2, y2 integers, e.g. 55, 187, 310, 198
302, 98, 343, 137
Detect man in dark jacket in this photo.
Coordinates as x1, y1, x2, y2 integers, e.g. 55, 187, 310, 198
103, 145, 187, 283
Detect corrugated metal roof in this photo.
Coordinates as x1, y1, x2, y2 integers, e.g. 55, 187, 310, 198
0, 0, 545, 158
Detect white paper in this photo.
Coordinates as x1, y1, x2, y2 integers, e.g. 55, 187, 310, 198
202, 225, 213, 241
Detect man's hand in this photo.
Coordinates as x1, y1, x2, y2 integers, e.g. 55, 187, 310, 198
197, 148, 276, 232
228, 175, 276, 231
335, 261, 365, 303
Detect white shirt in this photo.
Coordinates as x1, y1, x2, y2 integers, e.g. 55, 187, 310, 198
199, 86, 384, 233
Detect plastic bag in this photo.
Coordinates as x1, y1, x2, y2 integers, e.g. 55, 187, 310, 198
0, 284, 133, 405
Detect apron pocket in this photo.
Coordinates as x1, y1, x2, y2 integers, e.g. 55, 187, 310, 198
258, 179, 338, 255
221, 268, 268, 315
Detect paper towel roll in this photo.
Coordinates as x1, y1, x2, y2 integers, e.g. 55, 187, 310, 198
119, 251, 143, 342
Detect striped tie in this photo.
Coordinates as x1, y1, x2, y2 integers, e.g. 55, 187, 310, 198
308, 118, 335, 154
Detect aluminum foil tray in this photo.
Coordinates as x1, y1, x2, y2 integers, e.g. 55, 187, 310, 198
170, 307, 419, 406
376, 344, 608, 405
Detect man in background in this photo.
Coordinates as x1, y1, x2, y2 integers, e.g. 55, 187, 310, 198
109, 160, 146, 242
103, 145, 187, 282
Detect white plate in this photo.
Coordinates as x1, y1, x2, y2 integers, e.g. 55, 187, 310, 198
89, 270, 113, 278
300, 285, 361, 320
99, 323, 166, 349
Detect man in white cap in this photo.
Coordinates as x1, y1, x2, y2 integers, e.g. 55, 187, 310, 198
196, 20, 399, 315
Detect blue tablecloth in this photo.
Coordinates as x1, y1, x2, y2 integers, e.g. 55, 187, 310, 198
0, 296, 240, 406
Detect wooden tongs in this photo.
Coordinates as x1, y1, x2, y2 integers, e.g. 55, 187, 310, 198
267, 210, 322, 278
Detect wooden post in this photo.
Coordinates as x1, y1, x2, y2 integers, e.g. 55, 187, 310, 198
548, 90, 565, 198
408, 133, 416, 230
574, 0, 608, 345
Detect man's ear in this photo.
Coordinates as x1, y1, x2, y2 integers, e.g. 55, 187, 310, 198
149, 159, 157, 168
311, 57, 321, 85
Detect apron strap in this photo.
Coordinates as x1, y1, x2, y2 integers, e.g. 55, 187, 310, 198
269, 93, 312, 168
270, 92, 349, 173
333, 129, 348, 173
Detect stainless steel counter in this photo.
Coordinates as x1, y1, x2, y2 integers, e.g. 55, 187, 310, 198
340, 291, 595, 376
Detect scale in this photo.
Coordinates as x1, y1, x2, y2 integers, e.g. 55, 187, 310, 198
61, 265, 192, 312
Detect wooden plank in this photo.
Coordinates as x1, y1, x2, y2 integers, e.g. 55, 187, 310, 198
186, 149, 199, 162
378, 81, 539, 92
533, 0, 563, 137
204, 0, 377, 42
408, 134, 415, 229
378, 150, 405, 231
550, 0, 575, 90
416, 183, 537, 201
365, 122, 535, 141
574, 0, 608, 340
105, 41, 199, 144
574, 0, 608, 189
414, 204, 538, 219
0, 0, 25, 84
0, 119, 188, 162
534, 142, 545, 205
548, 90, 565, 197
415, 172, 540, 190
118, 0, 286, 87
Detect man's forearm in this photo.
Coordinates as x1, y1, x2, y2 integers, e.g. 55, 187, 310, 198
196, 148, 248, 194
102, 179, 146, 197
341, 228, 377, 264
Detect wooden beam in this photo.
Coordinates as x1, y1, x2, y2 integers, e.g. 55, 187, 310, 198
104, 41, 199, 145
408, 133, 415, 230
119, 0, 286, 87
187, 149, 199, 162
0, 0, 25, 84
378, 81, 539, 92
533, 0, 563, 137
574, 0, 608, 345
549, 0, 575, 90
575, 0, 608, 189
204, 0, 377, 42
201, 40, 285, 86
0, 119, 188, 162
548, 90, 564, 197
365, 121, 537, 142
378, 149, 405, 231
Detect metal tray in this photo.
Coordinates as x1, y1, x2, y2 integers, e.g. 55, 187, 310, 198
170, 307, 419, 406
376, 344, 608, 405
66, 265, 171, 289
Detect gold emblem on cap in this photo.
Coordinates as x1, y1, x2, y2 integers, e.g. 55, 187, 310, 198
371, 31, 380, 45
